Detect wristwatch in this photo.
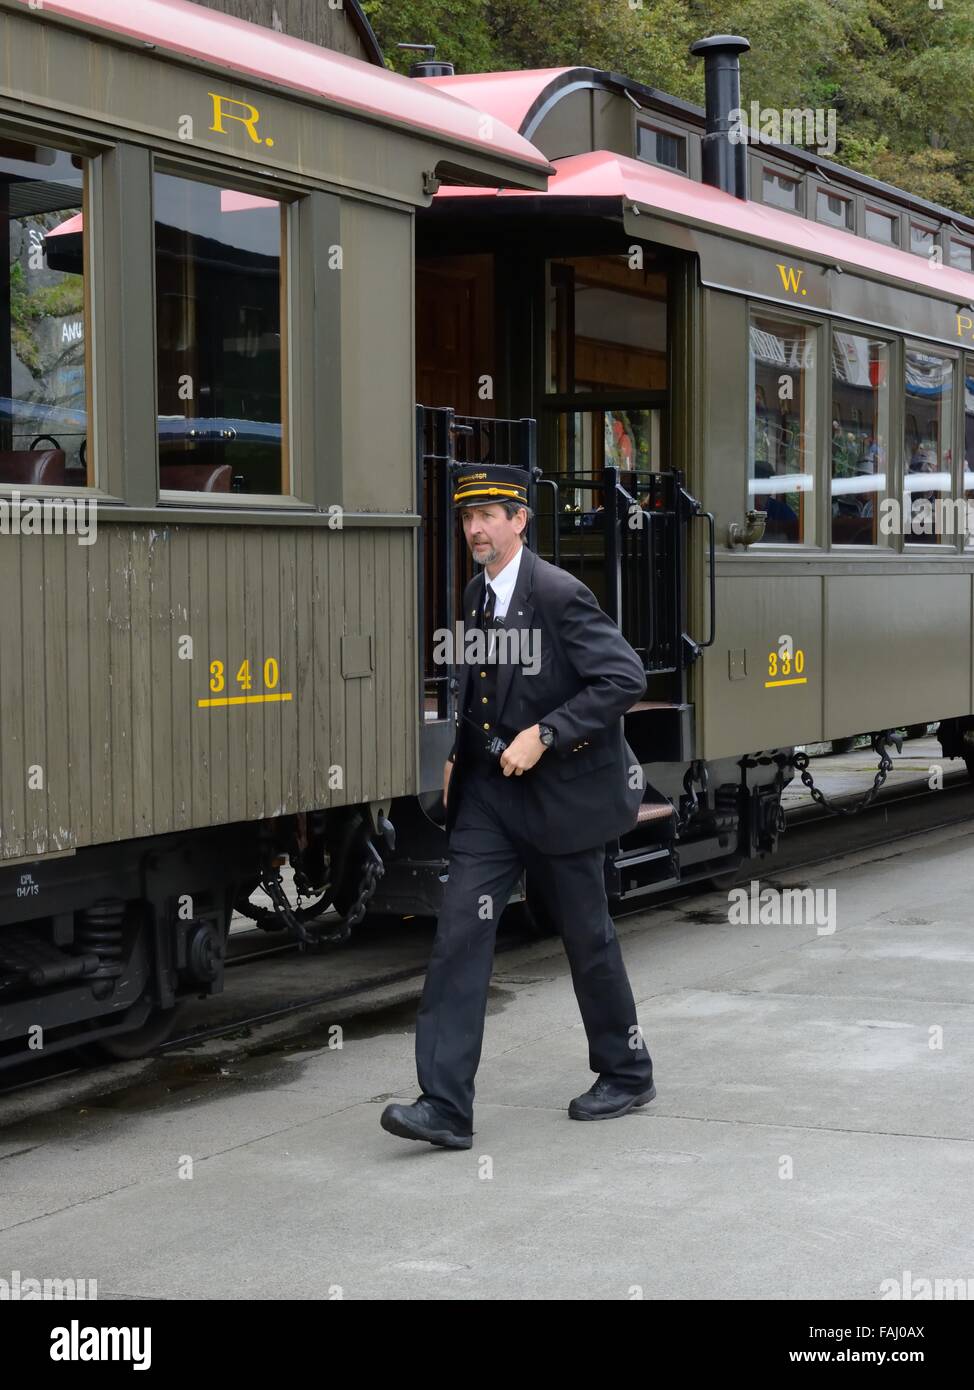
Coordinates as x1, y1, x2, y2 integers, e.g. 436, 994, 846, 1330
538, 723, 556, 748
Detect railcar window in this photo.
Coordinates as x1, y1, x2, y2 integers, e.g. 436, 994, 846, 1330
816, 190, 854, 231
865, 207, 898, 245
636, 124, 687, 174
762, 170, 800, 212
154, 173, 286, 496
830, 332, 889, 545
546, 257, 667, 394
910, 223, 937, 257
0, 139, 88, 486
903, 349, 954, 545
951, 239, 974, 273
963, 356, 974, 549
749, 313, 818, 545
552, 407, 665, 476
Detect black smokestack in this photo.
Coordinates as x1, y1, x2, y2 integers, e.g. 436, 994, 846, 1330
689, 35, 750, 200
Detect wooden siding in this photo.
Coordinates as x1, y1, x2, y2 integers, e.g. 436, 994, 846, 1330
0, 523, 416, 860
192, 0, 377, 64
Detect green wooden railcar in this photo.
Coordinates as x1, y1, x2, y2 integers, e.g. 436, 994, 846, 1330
374, 42, 974, 917
0, 0, 548, 1065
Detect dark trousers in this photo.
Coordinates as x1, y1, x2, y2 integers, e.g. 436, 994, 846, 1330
415, 763, 653, 1129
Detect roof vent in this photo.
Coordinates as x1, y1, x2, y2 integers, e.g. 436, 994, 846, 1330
397, 43, 455, 79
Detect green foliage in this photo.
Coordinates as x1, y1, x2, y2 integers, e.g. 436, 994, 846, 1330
361, 0, 497, 75
9, 256, 85, 377
363, 0, 974, 214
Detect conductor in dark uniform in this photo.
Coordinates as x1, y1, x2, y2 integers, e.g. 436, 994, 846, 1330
381, 465, 655, 1149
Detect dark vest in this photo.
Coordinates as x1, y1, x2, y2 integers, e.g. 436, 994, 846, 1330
460, 590, 504, 769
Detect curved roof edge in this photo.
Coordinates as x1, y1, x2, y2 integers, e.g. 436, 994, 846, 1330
6, 0, 550, 183
344, 0, 385, 67
424, 66, 974, 237
434, 151, 974, 310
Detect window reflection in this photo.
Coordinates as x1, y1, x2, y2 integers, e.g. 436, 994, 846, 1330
553, 408, 664, 480
951, 240, 973, 273
830, 332, 889, 545
963, 356, 974, 548
763, 170, 799, 211
817, 190, 853, 230
0, 140, 87, 485
636, 125, 687, 173
910, 224, 935, 257
903, 349, 953, 544
866, 207, 897, 244
547, 256, 666, 394
749, 315, 817, 544
155, 174, 286, 495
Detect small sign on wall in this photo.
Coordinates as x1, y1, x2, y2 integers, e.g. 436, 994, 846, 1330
341, 635, 374, 678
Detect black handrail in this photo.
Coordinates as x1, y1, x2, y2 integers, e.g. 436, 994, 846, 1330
418, 409, 714, 698
417, 406, 539, 721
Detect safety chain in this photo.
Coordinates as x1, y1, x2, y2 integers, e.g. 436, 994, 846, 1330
258, 868, 346, 947
340, 840, 385, 935
251, 809, 395, 948
259, 838, 386, 949
792, 731, 902, 817
740, 733, 904, 819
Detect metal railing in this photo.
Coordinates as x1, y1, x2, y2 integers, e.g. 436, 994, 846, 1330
532, 467, 715, 676
417, 408, 715, 719
416, 407, 538, 722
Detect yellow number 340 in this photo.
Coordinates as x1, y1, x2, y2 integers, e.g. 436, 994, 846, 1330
209, 657, 280, 693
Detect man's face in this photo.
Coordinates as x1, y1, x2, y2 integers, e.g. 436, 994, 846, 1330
460, 503, 525, 566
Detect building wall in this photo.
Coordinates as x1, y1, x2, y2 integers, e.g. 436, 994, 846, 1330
191, 0, 380, 64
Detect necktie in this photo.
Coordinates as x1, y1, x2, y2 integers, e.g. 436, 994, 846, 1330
482, 583, 495, 629
483, 584, 497, 661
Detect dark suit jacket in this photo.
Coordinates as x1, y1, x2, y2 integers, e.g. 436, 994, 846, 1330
446, 545, 647, 854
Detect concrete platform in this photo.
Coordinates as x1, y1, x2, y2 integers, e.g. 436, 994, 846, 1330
1, 818, 973, 1300
781, 734, 965, 809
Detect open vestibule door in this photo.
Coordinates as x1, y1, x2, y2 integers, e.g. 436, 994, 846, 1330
415, 240, 712, 779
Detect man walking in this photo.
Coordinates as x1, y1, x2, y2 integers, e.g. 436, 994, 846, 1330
381, 464, 655, 1149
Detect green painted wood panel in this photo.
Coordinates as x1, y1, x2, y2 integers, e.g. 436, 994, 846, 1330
0, 523, 418, 860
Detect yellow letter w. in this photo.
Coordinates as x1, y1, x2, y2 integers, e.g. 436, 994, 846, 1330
776, 263, 804, 294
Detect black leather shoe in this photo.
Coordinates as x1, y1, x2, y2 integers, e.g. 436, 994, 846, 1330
380, 1098, 473, 1149
568, 1078, 656, 1121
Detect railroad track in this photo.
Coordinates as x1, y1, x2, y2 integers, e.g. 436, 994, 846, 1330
2, 770, 972, 1100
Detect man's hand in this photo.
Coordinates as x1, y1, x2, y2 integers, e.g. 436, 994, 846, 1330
443, 758, 453, 807
500, 725, 547, 777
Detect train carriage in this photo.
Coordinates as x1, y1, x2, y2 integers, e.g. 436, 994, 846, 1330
0, 0, 548, 1065
4, 4, 974, 1069
373, 39, 974, 914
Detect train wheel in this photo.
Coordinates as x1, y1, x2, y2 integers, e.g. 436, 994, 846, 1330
830, 737, 856, 755
81, 1003, 187, 1062
904, 723, 928, 740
